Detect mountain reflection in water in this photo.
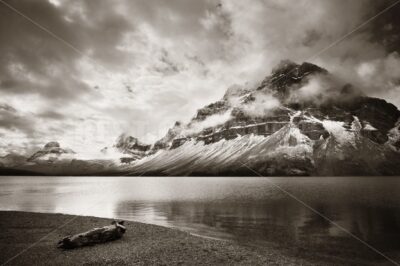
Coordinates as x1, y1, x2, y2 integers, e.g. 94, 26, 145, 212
1, 176, 400, 262
115, 196, 400, 260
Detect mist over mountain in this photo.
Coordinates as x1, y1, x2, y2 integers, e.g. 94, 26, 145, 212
119, 60, 400, 176
2, 60, 398, 176
3, 3, 400, 266
28, 142, 75, 163
2, 0, 400, 156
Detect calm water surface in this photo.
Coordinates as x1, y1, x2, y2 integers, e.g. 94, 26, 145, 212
1, 176, 400, 261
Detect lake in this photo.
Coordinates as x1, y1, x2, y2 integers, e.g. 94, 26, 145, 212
1, 176, 400, 262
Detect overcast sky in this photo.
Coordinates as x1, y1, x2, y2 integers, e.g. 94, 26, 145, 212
1, 0, 400, 156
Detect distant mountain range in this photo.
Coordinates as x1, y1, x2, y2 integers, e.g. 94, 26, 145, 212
0, 141, 119, 176
1, 60, 400, 176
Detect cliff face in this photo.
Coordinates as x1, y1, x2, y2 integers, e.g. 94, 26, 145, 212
114, 134, 151, 154
1, 60, 399, 176
153, 122, 184, 150
126, 60, 400, 176
257, 60, 328, 100
100, 134, 151, 163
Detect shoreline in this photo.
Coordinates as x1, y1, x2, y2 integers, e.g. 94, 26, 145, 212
0, 211, 391, 265
0, 211, 310, 265
0, 211, 341, 266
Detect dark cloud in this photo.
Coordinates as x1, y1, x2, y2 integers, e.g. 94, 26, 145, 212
61, 0, 134, 69
0, 0, 86, 99
0, 0, 134, 101
153, 50, 182, 75
368, 0, 400, 53
0, 104, 35, 136
37, 110, 66, 120
125, 0, 218, 36
0, 103, 16, 113
301, 30, 322, 47
1, 0, 400, 155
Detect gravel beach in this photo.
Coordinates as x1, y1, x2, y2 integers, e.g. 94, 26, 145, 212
0, 211, 394, 266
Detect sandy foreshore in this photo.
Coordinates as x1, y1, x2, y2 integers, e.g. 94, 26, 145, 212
0, 211, 391, 266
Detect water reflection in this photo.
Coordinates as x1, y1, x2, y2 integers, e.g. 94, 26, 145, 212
1, 176, 400, 261
114, 199, 400, 260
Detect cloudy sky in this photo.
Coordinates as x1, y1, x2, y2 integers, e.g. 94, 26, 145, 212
1, 0, 400, 156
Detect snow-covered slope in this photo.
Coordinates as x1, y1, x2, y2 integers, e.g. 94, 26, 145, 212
123, 60, 400, 176
2, 60, 399, 176
126, 116, 399, 176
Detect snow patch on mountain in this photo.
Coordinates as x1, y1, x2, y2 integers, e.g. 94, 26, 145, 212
129, 122, 315, 176
363, 122, 377, 131
322, 120, 356, 147
131, 133, 267, 175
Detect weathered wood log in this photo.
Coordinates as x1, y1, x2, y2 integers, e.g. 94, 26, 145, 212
57, 221, 126, 249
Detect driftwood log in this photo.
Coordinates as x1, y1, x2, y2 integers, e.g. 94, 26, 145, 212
57, 221, 126, 249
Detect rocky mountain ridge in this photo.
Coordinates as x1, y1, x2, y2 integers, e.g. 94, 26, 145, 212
0, 141, 119, 175
101, 134, 151, 163
124, 60, 400, 175
1, 60, 399, 176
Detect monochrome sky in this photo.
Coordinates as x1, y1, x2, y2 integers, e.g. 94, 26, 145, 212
1, 0, 400, 156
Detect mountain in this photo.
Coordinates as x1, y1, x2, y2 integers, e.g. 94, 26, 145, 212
124, 60, 400, 176
28, 142, 75, 163
114, 134, 151, 156
101, 134, 151, 163
1, 60, 399, 176
0, 142, 72, 168
153, 121, 184, 150
13, 142, 119, 176
0, 138, 139, 175
0, 153, 27, 168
